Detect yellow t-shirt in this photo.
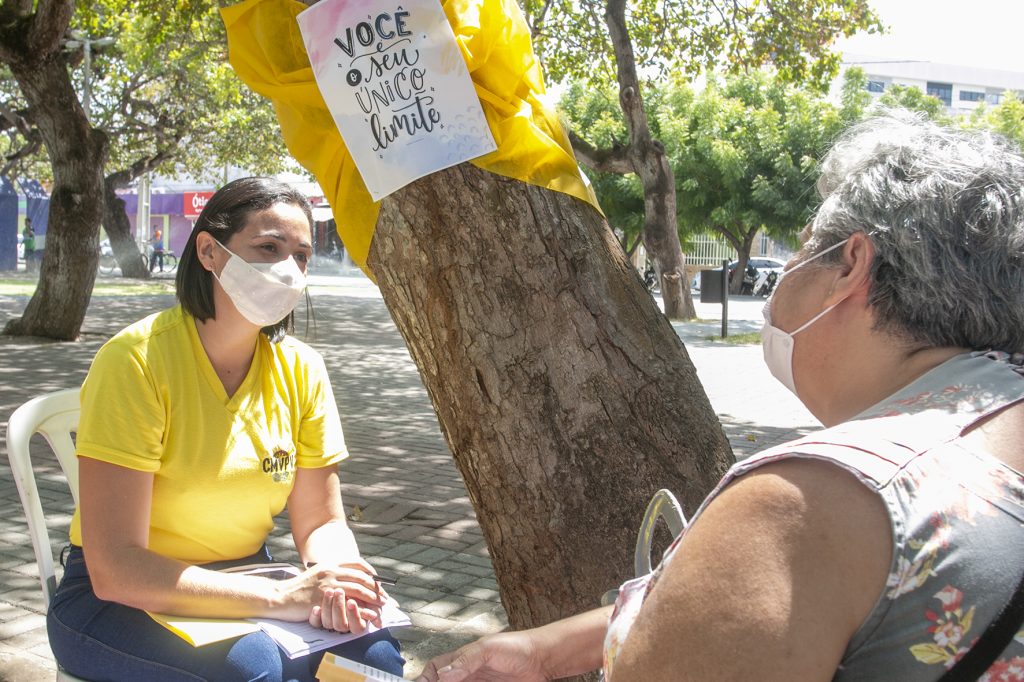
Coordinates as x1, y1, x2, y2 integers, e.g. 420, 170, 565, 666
69, 306, 348, 563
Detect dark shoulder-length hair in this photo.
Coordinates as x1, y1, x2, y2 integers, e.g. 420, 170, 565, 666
175, 177, 313, 342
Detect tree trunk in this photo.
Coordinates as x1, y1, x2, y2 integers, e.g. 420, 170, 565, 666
727, 230, 757, 295
370, 164, 734, 641
2, 52, 107, 340
103, 176, 151, 279
639, 151, 692, 316
604, 0, 695, 320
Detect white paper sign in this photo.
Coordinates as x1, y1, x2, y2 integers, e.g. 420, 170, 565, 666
297, 0, 498, 201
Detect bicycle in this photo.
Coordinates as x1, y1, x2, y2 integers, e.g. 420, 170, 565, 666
98, 252, 118, 275
149, 251, 178, 273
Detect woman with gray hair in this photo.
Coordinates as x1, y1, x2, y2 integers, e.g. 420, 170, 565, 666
417, 110, 1024, 681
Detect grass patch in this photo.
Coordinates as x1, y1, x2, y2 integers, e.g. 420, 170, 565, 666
703, 331, 761, 345
0, 278, 176, 297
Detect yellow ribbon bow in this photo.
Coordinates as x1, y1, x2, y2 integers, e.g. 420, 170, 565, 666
221, 0, 602, 275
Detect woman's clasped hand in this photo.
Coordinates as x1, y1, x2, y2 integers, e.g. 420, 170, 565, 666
281, 560, 388, 634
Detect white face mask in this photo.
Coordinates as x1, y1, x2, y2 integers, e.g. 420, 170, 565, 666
212, 239, 307, 327
761, 239, 849, 394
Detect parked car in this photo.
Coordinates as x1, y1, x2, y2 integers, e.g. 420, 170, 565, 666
730, 257, 786, 279
728, 257, 786, 295
692, 257, 787, 293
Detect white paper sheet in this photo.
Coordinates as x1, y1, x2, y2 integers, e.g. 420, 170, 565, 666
253, 599, 411, 659
297, 0, 497, 201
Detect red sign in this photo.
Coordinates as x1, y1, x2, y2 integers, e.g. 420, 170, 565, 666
184, 191, 214, 219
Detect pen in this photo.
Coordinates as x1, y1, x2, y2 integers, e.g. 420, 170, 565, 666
302, 562, 399, 585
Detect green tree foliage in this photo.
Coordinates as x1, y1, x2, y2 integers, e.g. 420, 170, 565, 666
877, 84, 947, 121
0, 0, 292, 335
662, 71, 847, 280
526, 0, 881, 92
524, 0, 880, 314
563, 70, 852, 276
837, 66, 872, 122
1, 0, 288, 296
2, 1, 288, 186
971, 92, 1024, 149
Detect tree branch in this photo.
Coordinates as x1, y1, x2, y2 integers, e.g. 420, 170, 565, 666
0, 130, 40, 176
568, 128, 633, 174
25, 0, 73, 56
530, 0, 554, 40
106, 144, 181, 191
604, 0, 653, 149
0, 100, 33, 137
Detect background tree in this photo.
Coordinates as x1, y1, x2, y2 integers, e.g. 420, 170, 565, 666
85, 0, 289, 277
663, 71, 846, 292
878, 83, 947, 121
0, 0, 107, 339
0, 69, 48, 180
0, 0, 289, 337
559, 83, 645, 257
966, 91, 1024, 149
523, 0, 880, 318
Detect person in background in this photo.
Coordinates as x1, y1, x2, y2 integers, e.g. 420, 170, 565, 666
47, 177, 405, 682
417, 111, 1024, 681
149, 228, 165, 272
22, 217, 35, 273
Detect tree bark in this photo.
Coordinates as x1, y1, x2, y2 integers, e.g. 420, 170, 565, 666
103, 150, 178, 280
2, 50, 107, 340
604, 0, 695, 320
370, 164, 733, 641
102, 177, 150, 279
724, 227, 757, 295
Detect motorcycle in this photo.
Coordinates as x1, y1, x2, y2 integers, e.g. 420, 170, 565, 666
643, 265, 659, 293
729, 263, 758, 295
754, 269, 779, 297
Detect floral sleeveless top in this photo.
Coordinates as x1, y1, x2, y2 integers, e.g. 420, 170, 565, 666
604, 351, 1024, 681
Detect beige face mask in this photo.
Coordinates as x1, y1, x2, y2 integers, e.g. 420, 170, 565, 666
760, 239, 849, 394
212, 239, 306, 327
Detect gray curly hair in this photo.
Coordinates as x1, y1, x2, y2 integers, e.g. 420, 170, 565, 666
805, 109, 1024, 353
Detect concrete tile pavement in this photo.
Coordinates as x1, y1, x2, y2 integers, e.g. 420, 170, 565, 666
0, 273, 817, 680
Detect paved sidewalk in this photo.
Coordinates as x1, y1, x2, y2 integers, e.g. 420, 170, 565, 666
0, 273, 817, 680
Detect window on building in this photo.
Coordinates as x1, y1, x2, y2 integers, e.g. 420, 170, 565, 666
959, 90, 985, 102
926, 82, 953, 107
987, 92, 1004, 105
867, 80, 885, 93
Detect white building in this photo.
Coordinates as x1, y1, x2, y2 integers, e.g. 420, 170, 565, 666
838, 53, 1024, 115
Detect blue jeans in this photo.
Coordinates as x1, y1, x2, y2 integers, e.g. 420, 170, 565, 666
47, 546, 405, 681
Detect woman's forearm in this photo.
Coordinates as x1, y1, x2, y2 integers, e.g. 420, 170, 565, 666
86, 543, 299, 619
535, 606, 612, 679
298, 519, 362, 567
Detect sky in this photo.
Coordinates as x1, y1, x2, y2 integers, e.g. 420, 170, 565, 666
833, 0, 1024, 74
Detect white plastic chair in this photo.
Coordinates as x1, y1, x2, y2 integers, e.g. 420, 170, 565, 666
602, 488, 687, 606
6, 388, 90, 682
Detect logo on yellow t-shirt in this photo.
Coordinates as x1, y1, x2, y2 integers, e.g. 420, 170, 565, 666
262, 448, 296, 482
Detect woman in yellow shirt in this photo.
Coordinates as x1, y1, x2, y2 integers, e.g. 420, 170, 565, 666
47, 177, 404, 681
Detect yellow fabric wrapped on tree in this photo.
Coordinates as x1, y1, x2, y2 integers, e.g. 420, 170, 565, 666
220, 0, 602, 274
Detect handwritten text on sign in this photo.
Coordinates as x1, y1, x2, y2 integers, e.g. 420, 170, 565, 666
298, 0, 496, 202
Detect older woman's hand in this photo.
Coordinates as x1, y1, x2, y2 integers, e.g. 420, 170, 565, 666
416, 631, 549, 682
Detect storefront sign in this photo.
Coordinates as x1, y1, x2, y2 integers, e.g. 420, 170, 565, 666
297, 0, 497, 201
184, 191, 214, 219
